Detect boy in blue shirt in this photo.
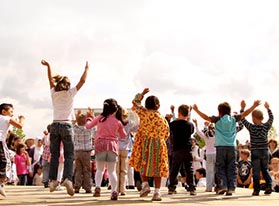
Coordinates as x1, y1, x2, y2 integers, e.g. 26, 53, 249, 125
192, 100, 260, 195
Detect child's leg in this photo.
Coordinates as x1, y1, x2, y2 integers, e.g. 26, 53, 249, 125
0, 142, 7, 182
127, 166, 134, 187
168, 151, 183, 189
227, 147, 237, 191
74, 152, 82, 191
184, 152, 195, 191
206, 154, 216, 191
215, 147, 228, 190
42, 159, 50, 185
119, 150, 128, 193
261, 150, 272, 189
107, 161, 117, 192
95, 161, 105, 188
49, 123, 61, 181
81, 151, 92, 192
57, 163, 64, 183
251, 153, 261, 192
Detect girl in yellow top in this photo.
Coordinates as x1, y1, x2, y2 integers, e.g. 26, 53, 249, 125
129, 88, 169, 201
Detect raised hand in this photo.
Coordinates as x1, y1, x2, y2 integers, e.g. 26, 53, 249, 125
170, 105, 175, 113
264, 102, 270, 110
86, 107, 94, 118
41, 59, 49, 66
192, 118, 198, 127
142, 88, 150, 96
240, 100, 246, 109
192, 104, 198, 111
253, 100, 261, 107
85, 61, 89, 70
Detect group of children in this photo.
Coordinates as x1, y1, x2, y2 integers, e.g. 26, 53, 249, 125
0, 59, 276, 202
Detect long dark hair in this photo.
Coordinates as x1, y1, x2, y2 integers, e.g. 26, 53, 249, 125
100, 98, 118, 122
115, 105, 128, 126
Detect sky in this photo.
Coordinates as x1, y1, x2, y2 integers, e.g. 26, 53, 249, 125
1, 0, 279, 143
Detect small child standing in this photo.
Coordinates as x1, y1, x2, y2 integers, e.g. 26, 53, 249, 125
241, 101, 273, 196
86, 99, 127, 200
168, 104, 196, 195
115, 106, 139, 195
42, 125, 51, 188
14, 143, 31, 185
193, 100, 260, 195
32, 165, 44, 186
129, 88, 169, 201
193, 119, 216, 192
0, 103, 24, 196
237, 149, 252, 188
73, 111, 94, 193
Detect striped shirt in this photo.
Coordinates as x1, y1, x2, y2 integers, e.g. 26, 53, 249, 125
242, 109, 273, 150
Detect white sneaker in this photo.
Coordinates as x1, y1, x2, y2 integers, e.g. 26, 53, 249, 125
0, 183, 6, 197
140, 184, 151, 197
61, 178, 74, 196
49, 180, 59, 192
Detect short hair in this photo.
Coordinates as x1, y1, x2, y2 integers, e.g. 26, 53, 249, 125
178, 104, 189, 117
269, 139, 278, 148
76, 114, 86, 126
145, 96, 160, 110
196, 168, 206, 177
271, 157, 279, 164
0, 103, 13, 115
53, 75, 71, 92
240, 149, 250, 158
252, 109, 264, 121
218, 102, 231, 116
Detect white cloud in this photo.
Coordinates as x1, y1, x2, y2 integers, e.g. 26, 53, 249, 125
0, 0, 279, 143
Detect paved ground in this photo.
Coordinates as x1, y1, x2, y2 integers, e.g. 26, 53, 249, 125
1, 186, 279, 206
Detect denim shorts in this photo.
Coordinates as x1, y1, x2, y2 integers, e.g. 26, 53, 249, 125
95, 151, 117, 162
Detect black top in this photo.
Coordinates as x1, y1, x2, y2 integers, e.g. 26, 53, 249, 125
169, 119, 194, 151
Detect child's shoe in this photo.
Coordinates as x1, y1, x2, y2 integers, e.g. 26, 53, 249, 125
49, 180, 59, 192
61, 178, 74, 196
151, 192, 162, 201
252, 190, 260, 196
93, 187, 101, 197
0, 183, 6, 197
139, 184, 151, 197
111, 191, 118, 200
264, 188, 272, 195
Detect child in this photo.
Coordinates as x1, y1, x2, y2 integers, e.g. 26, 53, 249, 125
129, 88, 169, 201
115, 106, 139, 195
269, 139, 279, 162
193, 119, 216, 192
14, 143, 31, 185
73, 111, 94, 193
86, 99, 127, 200
42, 125, 51, 188
168, 104, 196, 196
196, 168, 207, 187
193, 100, 260, 195
237, 149, 252, 188
0, 103, 24, 196
41, 59, 89, 196
242, 101, 273, 196
32, 165, 44, 186
269, 157, 279, 192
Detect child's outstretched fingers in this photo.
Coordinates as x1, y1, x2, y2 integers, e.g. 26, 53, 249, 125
192, 104, 198, 111
192, 118, 197, 126
85, 61, 89, 69
41, 59, 49, 66
240, 100, 246, 109
142, 88, 150, 95
253, 100, 261, 107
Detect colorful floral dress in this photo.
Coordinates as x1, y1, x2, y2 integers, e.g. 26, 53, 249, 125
129, 94, 170, 177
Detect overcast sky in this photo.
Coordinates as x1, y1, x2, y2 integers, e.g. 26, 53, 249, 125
1, 0, 279, 143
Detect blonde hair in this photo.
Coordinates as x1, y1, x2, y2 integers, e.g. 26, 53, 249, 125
76, 114, 86, 126
252, 109, 264, 121
240, 149, 250, 158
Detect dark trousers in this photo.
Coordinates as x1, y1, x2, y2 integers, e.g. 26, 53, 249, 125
251, 149, 272, 192
215, 146, 237, 190
168, 150, 195, 190
0, 141, 7, 179
18, 174, 28, 185
49, 122, 74, 182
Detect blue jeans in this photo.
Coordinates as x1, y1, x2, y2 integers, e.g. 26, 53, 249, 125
49, 122, 74, 181
206, 153, 216, 191
251, 149, 272, 192
216, 146, 237, 190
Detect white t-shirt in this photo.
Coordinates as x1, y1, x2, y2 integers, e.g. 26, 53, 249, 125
197, 177, 207, 187
51, 87, 78, 121
0, 115, 11, 141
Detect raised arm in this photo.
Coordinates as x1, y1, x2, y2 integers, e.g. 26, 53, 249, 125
192, 104, 211, 122
240, 100, 261, 119
41, 60, 55, 89
76, 61, 89, 91
10, 115, 24, 129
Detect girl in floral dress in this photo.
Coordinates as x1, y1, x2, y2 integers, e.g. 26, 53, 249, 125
129, 88, 169, 201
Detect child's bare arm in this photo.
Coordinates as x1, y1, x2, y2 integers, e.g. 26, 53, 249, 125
41, 60, 55, 89
241, 100, 261, 119
10, 115, 24, 129
76, 61, 89, 91
192, 104, 211, 122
